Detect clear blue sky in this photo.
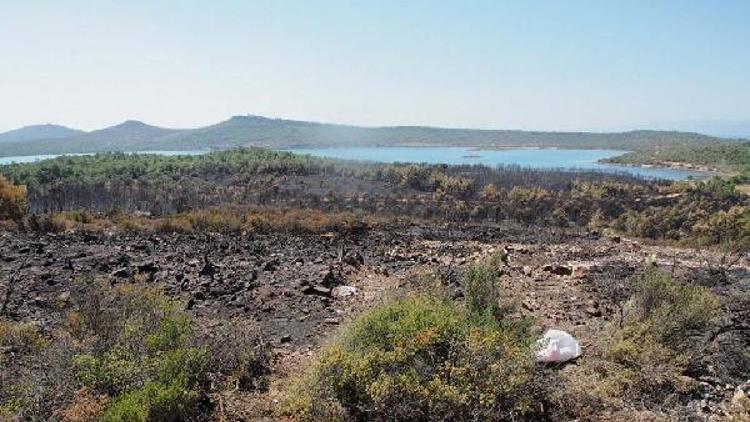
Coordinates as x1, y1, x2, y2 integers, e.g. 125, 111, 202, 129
1, 0, 748, 134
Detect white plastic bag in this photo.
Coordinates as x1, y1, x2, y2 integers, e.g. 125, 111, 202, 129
535, 329, 581, 363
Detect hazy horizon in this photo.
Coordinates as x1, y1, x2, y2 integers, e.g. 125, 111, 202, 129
2, 1, 749, 135
4, 114, 750, 139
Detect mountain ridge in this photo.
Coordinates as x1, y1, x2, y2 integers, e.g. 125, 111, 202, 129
0, 124, 85, 144
0, 115, 743, 158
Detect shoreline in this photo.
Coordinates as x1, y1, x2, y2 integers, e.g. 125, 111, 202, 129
600, 159, 728, 179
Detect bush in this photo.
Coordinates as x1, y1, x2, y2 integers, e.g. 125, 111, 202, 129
463, 256, 516, 321
616, 267, 719, 351
102, 379, 201, 422
0, 278, 269, 420
605, 268, 719, 402
68, 282, 210, 417
59, 388, 109, 422
0, 174, 26, 221
196, 319, 269, 391
282, 295, 548, 421
0, 320, 45, 355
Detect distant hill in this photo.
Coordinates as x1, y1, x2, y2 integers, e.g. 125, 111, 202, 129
0, 124, 84, 144
0, 115, 738, 157
0, 120, 185, 156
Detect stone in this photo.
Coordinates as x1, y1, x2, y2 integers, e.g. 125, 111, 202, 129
111, 267, 131, 278
303, 285, 331, 297
542, 264, 572, 276
332, 285, 358, 298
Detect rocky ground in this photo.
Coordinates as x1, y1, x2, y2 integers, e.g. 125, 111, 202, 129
1, 223, 749, 419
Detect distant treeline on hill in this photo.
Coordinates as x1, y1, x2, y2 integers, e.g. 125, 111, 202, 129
606, 141, 750, 174
0, 115, 740, 157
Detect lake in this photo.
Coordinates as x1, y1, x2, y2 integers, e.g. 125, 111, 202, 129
284, 147, 711, 180
0, 148, 711, 180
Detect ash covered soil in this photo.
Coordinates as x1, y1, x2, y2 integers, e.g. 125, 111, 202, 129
2, 223, 749, 418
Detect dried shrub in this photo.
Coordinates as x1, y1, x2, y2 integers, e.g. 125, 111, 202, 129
0, 320, 45, 354
196, 318, 269, 391
59, 388, 109, 422
0, 174, 26, 221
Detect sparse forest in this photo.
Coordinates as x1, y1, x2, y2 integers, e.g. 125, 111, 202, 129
3, 148, 749, 248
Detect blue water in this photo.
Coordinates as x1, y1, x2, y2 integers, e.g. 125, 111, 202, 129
284, 147, 712, 180
0, 148, 712, 180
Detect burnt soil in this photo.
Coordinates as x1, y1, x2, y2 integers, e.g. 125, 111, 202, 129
1, 223, 749, 419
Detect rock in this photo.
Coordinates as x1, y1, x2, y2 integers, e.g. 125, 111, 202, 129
136, 260, 158, 274
321, 268, 342, 287
572, 264, 598, 278
324, 317, 340, 325
280, 335, 293, 344
344, 252, 364, 268
262, 259, 278, 272
332, 285, 358, 298
199, 256, 219, 278
542, 264, 572, 276
209, 286, 227, 297
57, 291, 71, 303
111, 267, 131, 278
522, 266, 533, 276
303, 285, 331, 297
451, 287, 464, 299
585, 306, 602, 317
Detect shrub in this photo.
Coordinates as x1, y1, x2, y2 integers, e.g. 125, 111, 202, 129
282, 295, 548, 421
197, 318, 269, 391
67, 281, 210, 419
0, 174, 26, 221
464, 264, 505, 319
185, 208, 243, 233
102, 379, 200, 422
0, 279, 269, 420
0, 320, 45, 354
59, 388, 109, 422
617, 267, 719, 350
605, 268, 719, 402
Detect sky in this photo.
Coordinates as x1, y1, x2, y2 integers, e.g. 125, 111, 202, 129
1, 0, 749, 135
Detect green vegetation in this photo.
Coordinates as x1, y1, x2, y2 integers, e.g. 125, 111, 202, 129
606, 141, 750, 174
282, 261, 547, 421
0, 280, 268, 421
558, 268, 720, 417
606, 268, 719, 398
283, 264, 729, 419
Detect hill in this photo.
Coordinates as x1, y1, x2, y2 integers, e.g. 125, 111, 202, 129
0, 124, 84, 143
0, 115, 738, 157
0, 120, 185, 156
